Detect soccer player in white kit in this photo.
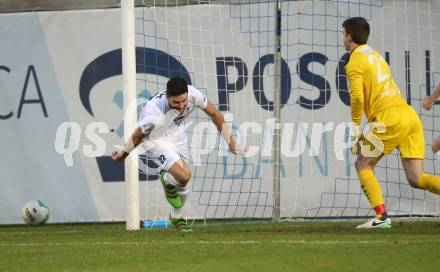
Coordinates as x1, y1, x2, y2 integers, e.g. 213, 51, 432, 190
112, 77, 246, 232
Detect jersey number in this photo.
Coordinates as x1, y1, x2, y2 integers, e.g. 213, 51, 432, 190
368, 54, 389, 84
159, 155, 166, 164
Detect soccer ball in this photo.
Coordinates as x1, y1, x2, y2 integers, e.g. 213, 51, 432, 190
22, 200, 49, 226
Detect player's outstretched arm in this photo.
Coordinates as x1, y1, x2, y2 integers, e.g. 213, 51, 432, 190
112, 127, 145, 161
203, 100, 247, 155
423, 83, 440, 110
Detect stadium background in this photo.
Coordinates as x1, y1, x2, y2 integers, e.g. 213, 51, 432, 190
1, 0, 440, 224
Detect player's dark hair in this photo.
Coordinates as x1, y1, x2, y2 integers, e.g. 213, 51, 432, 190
342, 17, 370, 45
166, 77, 188, 97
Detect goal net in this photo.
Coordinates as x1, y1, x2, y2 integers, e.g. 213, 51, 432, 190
124, 0, 440, 221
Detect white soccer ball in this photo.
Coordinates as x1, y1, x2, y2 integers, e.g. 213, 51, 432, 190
22, 200, 49, 226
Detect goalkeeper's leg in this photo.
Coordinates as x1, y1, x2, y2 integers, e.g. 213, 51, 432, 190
402, 158, 440, 195
399, 108, 440, 194
355, 155, 391, 229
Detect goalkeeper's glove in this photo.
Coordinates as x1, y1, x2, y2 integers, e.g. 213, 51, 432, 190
351, 125, 362, 155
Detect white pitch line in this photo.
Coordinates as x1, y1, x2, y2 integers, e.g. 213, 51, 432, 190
1, 239, 440, 247
0, 230, 79, 236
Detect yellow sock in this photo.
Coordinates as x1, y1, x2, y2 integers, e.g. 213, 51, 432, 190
418, 173, 440, 195
358, 170, 387, 219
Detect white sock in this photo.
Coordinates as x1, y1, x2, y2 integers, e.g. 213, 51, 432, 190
171, 206, 183, 218
177, 184, 189, 204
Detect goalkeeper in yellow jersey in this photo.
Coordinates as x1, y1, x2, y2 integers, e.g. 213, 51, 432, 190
343, 17, 440, 229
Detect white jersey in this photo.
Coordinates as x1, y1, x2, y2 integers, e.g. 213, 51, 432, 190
137, 85, 208, 144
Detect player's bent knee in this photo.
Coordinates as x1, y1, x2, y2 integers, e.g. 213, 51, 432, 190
182, 169, 192, 184
176, 168, 191, 185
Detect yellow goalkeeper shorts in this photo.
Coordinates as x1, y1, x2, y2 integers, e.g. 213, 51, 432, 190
363, 105, 425, 159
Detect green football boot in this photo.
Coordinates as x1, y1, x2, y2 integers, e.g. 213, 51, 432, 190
159, 171, 183, 209
169, 215, 192, 233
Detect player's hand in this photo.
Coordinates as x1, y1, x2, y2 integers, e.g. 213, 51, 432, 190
229, 142, 248, 156
351, 126, 362, 155
112, 150, 128, 161
351, 138, 361, 155
423, 96, 434, 111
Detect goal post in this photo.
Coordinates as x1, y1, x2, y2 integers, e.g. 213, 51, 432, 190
272, 0, 282, 221
121, 0, 140, 230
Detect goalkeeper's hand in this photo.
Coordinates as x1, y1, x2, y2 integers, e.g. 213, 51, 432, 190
351, 137, 361, 155
351, 125, 362, 155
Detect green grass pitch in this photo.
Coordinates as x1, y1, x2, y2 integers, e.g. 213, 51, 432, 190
1, 221, 440, 271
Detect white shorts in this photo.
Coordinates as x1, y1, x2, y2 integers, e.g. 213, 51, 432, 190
144, 139, 189, 172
